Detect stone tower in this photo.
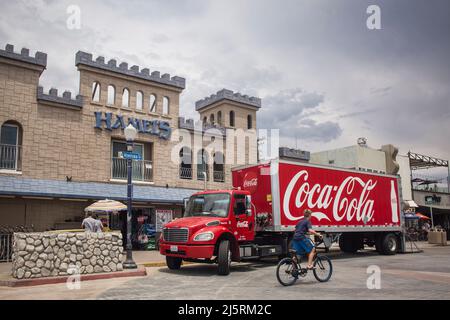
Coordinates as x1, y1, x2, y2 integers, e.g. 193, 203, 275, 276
195, 89, 261, 130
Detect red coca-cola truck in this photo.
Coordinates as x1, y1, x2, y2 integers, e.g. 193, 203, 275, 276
160, 159, 405, 275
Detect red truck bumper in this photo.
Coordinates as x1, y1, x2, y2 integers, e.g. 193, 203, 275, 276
159, 242, 215, 259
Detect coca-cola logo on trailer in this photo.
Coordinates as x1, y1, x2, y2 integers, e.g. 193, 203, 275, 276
243, 171, 258, 194
280, 165, 400, 226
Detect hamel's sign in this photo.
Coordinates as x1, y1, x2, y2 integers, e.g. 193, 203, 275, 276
94, 112, 171, 139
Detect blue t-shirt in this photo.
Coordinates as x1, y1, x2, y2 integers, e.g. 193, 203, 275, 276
293, 219, 312, 240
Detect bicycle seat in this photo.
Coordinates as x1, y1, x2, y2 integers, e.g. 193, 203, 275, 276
289, 249, 297, 254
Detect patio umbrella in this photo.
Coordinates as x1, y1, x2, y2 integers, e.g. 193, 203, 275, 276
84, 199, 127, 213
416, 212, 431, 220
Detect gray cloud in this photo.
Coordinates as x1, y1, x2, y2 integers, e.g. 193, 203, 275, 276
259, 88, 342, 143
0, 0, 448, 159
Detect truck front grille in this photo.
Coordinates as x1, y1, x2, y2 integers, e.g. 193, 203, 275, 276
163, 228, 189, 243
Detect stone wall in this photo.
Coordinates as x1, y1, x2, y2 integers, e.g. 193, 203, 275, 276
12, 231, 124, 279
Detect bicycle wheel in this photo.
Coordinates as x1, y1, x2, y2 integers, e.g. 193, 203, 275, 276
276, 257, 298, 286
313, 255, 333, 282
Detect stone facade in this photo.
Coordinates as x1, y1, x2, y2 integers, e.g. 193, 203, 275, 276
0, 43, 260, 231
12, 231, 124, 279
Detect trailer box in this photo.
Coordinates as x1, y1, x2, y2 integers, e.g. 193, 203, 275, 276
232, 159, 403, 234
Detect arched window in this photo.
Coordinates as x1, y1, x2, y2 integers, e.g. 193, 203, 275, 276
247, 114, 252, 129
179, 147, 192, 180
210, 114, 215, 125
149, 94, 157, 113
162, 96, 169, 115
122, 88, 130, 108
92, 81, 100, 102
217, 111, 222, 125
136, 91, 143, 110
107, 85, 115, 105
213, 152, 224, 182
229, 110, 235, 127
197, 149, 209, 181
0, 121, 23, 171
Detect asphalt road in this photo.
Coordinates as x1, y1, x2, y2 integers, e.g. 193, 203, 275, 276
1, 245, 449, 300
97, 245, 450, 300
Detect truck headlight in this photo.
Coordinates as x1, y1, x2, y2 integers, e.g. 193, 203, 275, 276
193, 232, 214, 241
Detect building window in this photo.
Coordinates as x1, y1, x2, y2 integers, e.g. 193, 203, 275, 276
0, 121, 22, 171
210, 114, 215, 125
107, 85, 115, 105
179, 147, 192, 180
213, 152, 224, 182
197, 149, 209, 181
92, 81, 101, 102
247, 114, 252, 129
229, 111, 235, 127
217, 111, 222, 125
111, 140, 153, 182
122, 88, 130, 108
136, 91, 143, 110
162, 96, 169, 115
149, 94, 157, 113
203, 116, 207, 125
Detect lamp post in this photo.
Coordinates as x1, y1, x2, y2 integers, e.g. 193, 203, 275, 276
123, 124, 138, 269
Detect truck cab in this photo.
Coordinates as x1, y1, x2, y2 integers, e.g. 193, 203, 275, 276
159, 189, 257, 275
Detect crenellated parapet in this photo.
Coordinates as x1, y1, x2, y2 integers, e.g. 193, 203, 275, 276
37, 86, 83, 109
195, 89, 261, 111
75, 51, 186, 90
178, 117, 226, 135
0, 44, 47, 68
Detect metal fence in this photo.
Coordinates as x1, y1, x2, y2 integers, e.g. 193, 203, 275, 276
0, 143, 22, 171
0, 234, 13, 263
111, 158, 153, 182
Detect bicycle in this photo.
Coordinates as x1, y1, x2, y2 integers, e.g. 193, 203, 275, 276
276, 238, 333, 286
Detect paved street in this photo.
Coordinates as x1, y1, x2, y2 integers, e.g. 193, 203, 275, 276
1, 244, 450, 300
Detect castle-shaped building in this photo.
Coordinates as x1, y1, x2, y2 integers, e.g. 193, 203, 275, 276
0, 44, 260, 233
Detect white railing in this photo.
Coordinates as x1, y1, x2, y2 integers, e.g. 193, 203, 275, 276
179, 166, 193, 179
213, 170, 225, 182
112, 157, 153, 182
0, 144, 21, 171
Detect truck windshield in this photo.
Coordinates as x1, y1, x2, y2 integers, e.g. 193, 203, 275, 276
184, 193, 230, 218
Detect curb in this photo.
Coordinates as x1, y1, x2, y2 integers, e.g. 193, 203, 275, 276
0, 267, 147, 288
140, 261, 196, 267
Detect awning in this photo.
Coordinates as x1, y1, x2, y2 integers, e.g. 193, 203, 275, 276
0, 176, 198, 204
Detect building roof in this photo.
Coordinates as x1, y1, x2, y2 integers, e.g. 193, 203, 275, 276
0, 44, 47, 68
195, 89, 261, 111
75, 51, 186, 90
0, 176, 198, 204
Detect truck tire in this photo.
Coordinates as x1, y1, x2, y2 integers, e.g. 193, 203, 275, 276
338, 234, 359, 253
166, 256, 182, 270
217, 240, 231, 275
380, 233, 397, 255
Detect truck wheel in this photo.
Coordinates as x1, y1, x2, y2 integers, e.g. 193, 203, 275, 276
380, 233, 397, 255
217, 240, 231, 275
338, 234, 359, 253
166, 256, 182, 270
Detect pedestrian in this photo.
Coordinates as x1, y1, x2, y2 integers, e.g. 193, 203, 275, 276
94, 214, 104, 232
81, 212, 97, 232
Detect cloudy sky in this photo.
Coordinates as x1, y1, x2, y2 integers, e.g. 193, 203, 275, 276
1, 0, 449, 162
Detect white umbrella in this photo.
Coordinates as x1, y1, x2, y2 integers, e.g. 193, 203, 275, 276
84, 199, 127, 213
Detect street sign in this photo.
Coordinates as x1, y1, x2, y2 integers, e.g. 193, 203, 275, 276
122, 151, 142, 160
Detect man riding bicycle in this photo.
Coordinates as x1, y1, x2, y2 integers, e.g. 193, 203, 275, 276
292, 209, 322, 269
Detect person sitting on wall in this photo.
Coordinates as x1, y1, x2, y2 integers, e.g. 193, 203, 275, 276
81, 212, 97, 232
